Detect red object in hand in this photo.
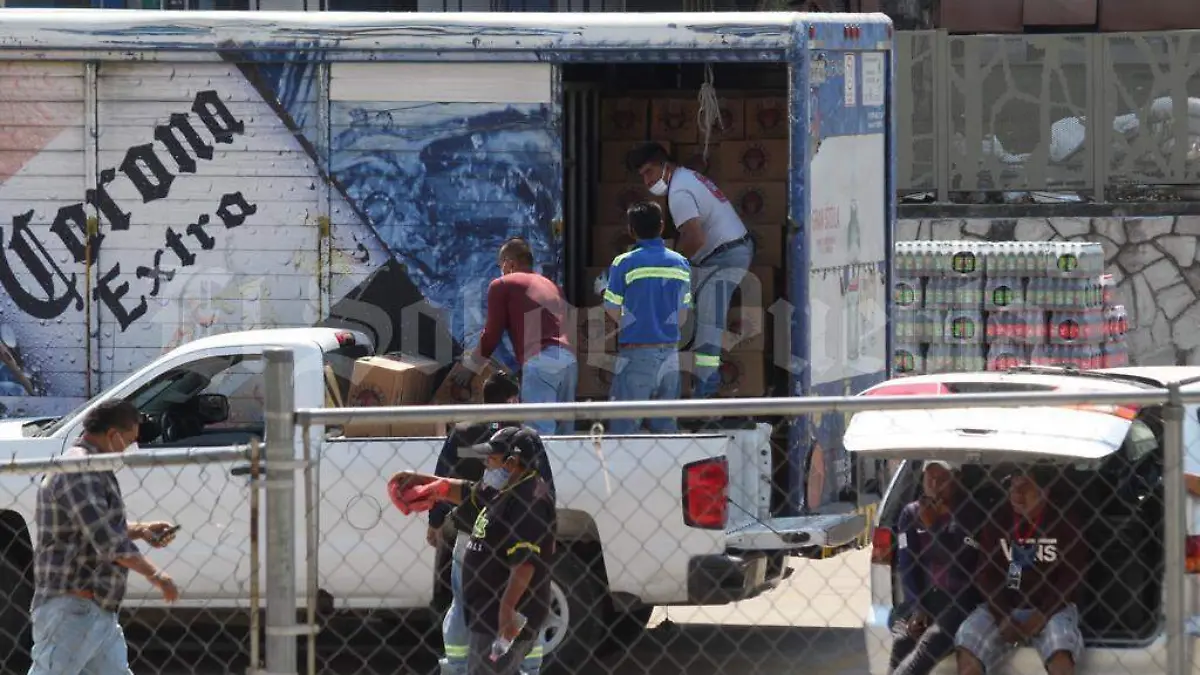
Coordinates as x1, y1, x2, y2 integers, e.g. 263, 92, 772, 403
388, 477, 450, 515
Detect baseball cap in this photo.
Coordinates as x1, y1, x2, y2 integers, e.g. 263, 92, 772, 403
451, 421, 497, 448
461, 425, 545, 465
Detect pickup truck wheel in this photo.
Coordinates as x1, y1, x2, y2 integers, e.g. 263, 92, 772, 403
0, 548, 33, 670
541, 549, 604, 672
606, 606, 653, 645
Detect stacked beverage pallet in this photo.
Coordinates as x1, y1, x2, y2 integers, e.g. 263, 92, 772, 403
892, 241, 1130, 377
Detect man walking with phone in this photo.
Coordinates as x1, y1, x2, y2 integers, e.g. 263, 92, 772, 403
28, 399, 181, 675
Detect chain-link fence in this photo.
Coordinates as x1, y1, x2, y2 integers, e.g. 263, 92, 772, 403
277, 349, 1195, 675
2, 352, 1194, 675
0, 443, 262, 674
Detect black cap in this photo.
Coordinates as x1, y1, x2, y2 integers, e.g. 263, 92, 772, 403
461, 425, 544, 465
451, 422, 497, 448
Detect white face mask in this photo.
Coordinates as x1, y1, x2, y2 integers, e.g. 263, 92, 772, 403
648, 165, 669, 197
482, 467, 511, 490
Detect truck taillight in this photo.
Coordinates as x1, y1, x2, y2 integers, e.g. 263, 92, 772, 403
1187, 535, 1200, 575
335, 331, 356, 346
870, 527, 894, 565
682, 458, 728, 530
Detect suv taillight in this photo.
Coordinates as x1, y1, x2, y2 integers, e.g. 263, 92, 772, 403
871, 527, 894, 565
682, 458, 728, 530
1187, 535, 1200, 575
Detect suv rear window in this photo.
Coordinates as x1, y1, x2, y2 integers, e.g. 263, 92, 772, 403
878, 408, 1166, 646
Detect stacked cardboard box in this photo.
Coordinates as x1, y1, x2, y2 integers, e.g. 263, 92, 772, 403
892, 241, 1130, 377
590, 92, 789, 400
342, 354, 445, 438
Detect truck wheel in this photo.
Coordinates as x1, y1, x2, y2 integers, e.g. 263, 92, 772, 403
541, 548, 604, 672
0, 546, 33, 670
606, 606, 653, 645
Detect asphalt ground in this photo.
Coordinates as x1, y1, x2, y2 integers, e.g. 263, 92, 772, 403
124, 550, 875, 675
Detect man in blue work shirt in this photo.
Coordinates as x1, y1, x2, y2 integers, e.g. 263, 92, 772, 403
603, 200, 692, 434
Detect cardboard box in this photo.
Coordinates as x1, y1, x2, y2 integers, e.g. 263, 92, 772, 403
745, 97, 788, 139
733, 266, 778, 309
720, 140, 790, 183
591, 225, 636, 266
343, 355, 442, 438
600, 97, 650, 140
700, 96, 745, 142
570, 304, 618, 362
577, 354, 617, 400
429, 361, 499, 406
680, 350, 767, 398
597, 183, 661, 226
748, 225, 785, 269
726, 182, 788, 226
727, 306, 767, 353
651, 98, 700, 143
601, 140, 673, 184
680, 304, 768, 355
676, 143, 723, 180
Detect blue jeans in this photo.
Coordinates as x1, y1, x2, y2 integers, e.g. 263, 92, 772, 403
520, 345, 577, 436
690, 240, 754, 398
28, 595, 132, 675
608, 346, 681, 434
441, 534, 545, 675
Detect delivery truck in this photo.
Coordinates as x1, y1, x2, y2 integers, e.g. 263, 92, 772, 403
0, 12, 898, 652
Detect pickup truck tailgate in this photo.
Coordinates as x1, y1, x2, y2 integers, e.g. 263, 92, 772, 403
726, 513, 867, 550
723, 424, 866, 551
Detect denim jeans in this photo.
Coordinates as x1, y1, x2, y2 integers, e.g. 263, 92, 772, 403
27, 595, 133, 675
690, 240, 754, 398
441, 534, 545, 675
608, 346, 681, 434
520, 345, 578, 436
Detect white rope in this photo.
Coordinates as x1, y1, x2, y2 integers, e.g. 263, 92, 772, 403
696, 63, 724, 162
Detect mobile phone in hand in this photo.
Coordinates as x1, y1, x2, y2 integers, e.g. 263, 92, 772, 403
148, 525, 182, 545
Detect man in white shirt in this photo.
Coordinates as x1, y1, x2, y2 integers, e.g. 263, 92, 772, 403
625, 142, 755, 398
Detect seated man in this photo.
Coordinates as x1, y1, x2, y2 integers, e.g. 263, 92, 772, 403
955, 467, 1086, 675
889, 460, 983, 675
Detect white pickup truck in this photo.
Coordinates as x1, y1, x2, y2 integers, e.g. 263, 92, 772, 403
0, 327, 867, 665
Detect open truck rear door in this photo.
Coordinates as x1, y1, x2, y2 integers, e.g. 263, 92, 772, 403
842, 403, 1134, 463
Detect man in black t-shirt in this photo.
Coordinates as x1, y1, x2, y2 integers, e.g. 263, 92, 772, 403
388, 426, 556, 675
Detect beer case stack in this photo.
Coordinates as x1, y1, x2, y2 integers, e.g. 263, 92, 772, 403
582, 91, 792, 400
892, 241, 1130, 377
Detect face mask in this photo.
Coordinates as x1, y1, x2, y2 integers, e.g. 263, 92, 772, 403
482, 467, 511, 490
648, 165, 669, 197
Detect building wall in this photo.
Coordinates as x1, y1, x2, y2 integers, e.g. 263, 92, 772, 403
897, 215, 1200, 367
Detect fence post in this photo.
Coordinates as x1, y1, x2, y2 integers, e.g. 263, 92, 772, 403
1162, 382, 1188, 675
264, 348, 298, 675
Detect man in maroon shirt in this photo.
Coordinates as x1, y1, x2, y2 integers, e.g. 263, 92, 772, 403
453, 237, 577, 436
955, 467, 1086, 675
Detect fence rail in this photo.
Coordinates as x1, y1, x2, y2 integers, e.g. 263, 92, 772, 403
897, 30, 1200, 201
